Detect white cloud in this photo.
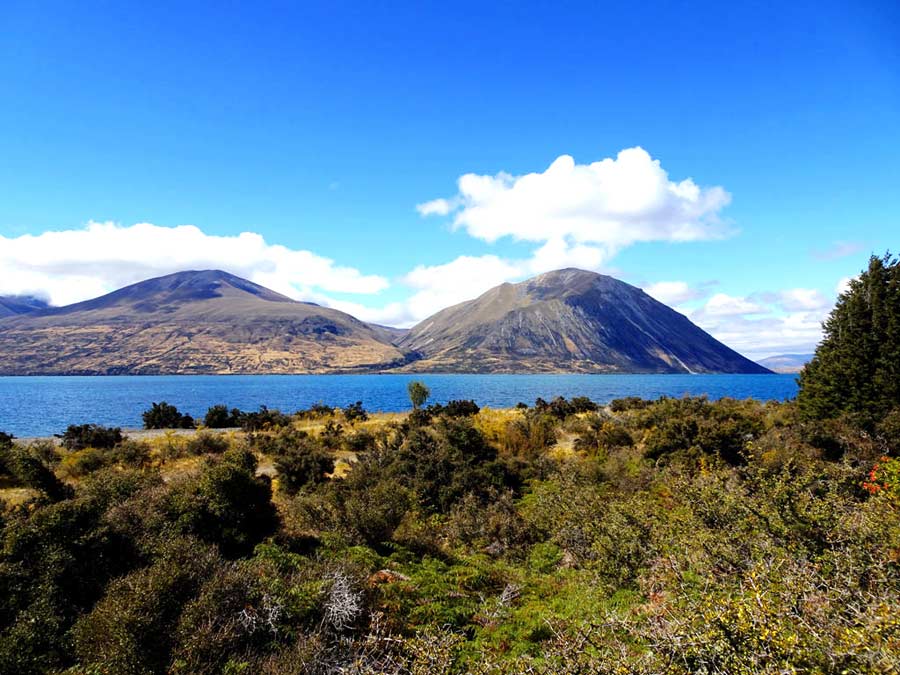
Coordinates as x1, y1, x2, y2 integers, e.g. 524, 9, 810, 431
777, 288, 830, 311
418, 147, 731, 250
835, 276, 853, 295
643, 280, 706, 306
401, 255, 522, 321
395, 147, 734, 326
415, 198, 454, 217
701, 293, 766, 317
0, 221, 388, 307
695, 310, 827, 360
686, 287, 838, 359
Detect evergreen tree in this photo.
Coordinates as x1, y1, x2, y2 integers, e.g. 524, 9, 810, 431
797, 253, 900, 424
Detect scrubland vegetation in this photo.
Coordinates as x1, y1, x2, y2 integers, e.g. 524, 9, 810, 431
0, 392, 898, 675
0, 254, 897, 674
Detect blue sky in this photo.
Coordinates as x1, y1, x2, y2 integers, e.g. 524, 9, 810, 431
1, 0, 898, 357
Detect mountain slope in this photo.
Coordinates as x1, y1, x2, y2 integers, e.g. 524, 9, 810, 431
0, 270, 406, 374
0, 295, 49, 318
398, 268, 770, 374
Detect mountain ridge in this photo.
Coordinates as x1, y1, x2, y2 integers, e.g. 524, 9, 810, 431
0, 270, 406, 375
398, 268, 769, 374
0, 268, 771, 375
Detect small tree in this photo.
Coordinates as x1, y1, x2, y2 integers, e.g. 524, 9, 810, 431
407, 381, 430, 410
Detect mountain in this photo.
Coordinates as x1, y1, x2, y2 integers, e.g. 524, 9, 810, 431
0, 270, 406, 374
756, 353, 813, 374
0, 295, 49, 318
398, 268, 770, 374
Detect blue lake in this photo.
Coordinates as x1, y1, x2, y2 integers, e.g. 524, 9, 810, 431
0, 373, 798, 437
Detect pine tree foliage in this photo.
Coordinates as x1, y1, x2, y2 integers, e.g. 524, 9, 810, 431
798, 253, 900, 424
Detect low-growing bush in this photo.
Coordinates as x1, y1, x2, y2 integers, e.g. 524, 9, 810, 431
203, 404, 243, 429
274, 440, 335, 495
143, 402, 195, 429
342, 400, 368, 422
185, 431, 231, 456
239, 406, 292, 431
58, 424, 124, 451
344, 428, 376, 453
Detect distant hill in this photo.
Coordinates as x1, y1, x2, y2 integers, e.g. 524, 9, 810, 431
0, 268, 771, 375
756, 353, 813, 374
0, 270, 407, 374
0, 295, 49, 318
398, 269, 770, 374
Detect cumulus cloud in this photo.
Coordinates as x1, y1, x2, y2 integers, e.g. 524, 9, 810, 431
394, 147, 735, 326
415, 198, 454, 217
701, 293, 767, 317
694, 310, 828, 360
836, 276, 854, 295
417, 147, 732, 257
686, 287, 839, 359
0, 221, 388, 307
776, 288, 830, 312
642, 280, 710, 306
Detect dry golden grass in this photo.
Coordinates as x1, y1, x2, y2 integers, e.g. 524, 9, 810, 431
0, 487, 39, 507
473, 407, 525, 447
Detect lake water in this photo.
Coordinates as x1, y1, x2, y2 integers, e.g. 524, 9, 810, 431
0, 373, 798, 438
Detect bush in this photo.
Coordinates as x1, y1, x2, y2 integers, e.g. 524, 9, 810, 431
239, 406, 292, 431
203, 405, 243, 429
58, 424, 124, 451
274, 440, 335, 495
162, 449, 277, 556
185, 431, 231, 456
59, 447, 110, 479
116, 439, 152, 467
502, 412, 557, 458
143, 402, 195, 429
320, 420, 344, 450
0, 444, 71, 500
297, 402, 334, 419
342, 400, 368, 422
876, 407, 900, 455
72, 537, 222, 675
609, 396, 651, 412
344, 428, 376, 453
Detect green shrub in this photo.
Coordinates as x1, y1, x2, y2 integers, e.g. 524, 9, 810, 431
274, 441, 334, 495
72, 537, 222, 675
143, 401, 195, 429
239, 406, 292, 431
203, 404, 243, 429
186, 431, 231, 456
1, 444, 71, 500
319, 420, 344, 449
344, 428, 376, 453
58, 423, 124, 451
342, 400, 368, 422
162, 450, 277, 556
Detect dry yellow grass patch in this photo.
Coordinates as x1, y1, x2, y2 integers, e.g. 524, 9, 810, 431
473, 407, 525, 447
0, 487, 40, 507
